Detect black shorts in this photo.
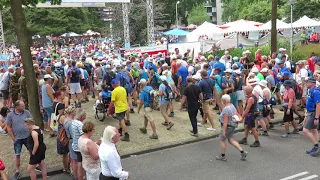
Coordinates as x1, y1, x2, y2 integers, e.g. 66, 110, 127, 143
75, 151, 82, 162
274, 83, 280, 93
283, 109, 293, 123
1, 90, 9, 100
115, 111, 126, 121
244, 114, 256, 129
262, 107, 270, 117
80, 79, 85, 87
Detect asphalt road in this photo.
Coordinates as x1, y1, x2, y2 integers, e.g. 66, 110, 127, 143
42, 126, 320, 180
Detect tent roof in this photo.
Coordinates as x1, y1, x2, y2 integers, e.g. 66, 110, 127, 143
292, 15, 320, 28
258, 19, 290, 30
219, 19, 263, 29
190, 21, 224, 35
61, 32, 80, 37
223, 23, 260, 33
84, 29, 100, 35
163, 28, 189, 36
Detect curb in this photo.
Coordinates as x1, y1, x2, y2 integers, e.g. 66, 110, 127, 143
19, 120, 283, 180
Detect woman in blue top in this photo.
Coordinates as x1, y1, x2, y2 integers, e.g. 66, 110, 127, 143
41, 74, 55, 137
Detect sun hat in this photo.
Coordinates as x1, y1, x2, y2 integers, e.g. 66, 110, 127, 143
259, 80, 268, 87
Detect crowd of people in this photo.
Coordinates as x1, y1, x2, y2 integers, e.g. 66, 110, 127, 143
0, 41, 320, 180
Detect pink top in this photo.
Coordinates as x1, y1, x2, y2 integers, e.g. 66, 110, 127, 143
283, 88, 296, 108
78, 136, 100, 170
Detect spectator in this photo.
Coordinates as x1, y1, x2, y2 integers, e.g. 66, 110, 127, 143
42, 74, 55, 137
0, 66, 13, 107
0, 107, 9, 135
0, 159, 8, 180
25, 119, 47, 180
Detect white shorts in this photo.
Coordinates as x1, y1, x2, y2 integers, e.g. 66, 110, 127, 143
85, 167, 101, 180
70, 83, 82, 94
236, 90, 245, 101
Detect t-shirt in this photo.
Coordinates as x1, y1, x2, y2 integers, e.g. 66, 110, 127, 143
283, 88, 296, 107
71, 120, 83, 152
220, 105, 237, 124
171, 61, 178, 75
263, 87, 271, 101
265, 75, 275, 88
256, 73, 264, 81
214, 75, 223, 91
67, 67, 81, 83
306, 87, 320, 112
199, 78, 215, 99
297, 68, 308, 85
111, 86, 128, 113
177, 66, 188, 85
183, 84, 201, 110
253, 85, 264, 103
6, 110, 33, 139
140, 86, 153, 107
159, 84, 170, 105
307, 58, 315, 73
53, 102, 65, 116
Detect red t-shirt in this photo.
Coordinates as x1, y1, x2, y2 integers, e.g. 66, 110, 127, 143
307, 58, 315, 73
171, 61, 178, 75
255, 54, 263, 67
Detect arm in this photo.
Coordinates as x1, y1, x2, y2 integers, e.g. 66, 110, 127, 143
52, 75, 58, 87
87, 140, 99, 160
31, 131, 39, 155
222, 113, 229, 136
287, 89, 294, 110
98, 92, 103, 102
108, 152, 129, 179
180, 96, 187, 111
242, 97, 254, 118
46, 85, 54, 101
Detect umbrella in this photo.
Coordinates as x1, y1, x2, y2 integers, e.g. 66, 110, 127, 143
163, 28, 189, 36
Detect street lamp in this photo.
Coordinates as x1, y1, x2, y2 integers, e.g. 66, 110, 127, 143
176, 1, 180, 28
289, 0, 296, 60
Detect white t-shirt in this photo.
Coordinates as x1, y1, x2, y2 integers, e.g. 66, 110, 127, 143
285, 60, 291, 70
253, 85, 264, 103
299, 68, 308, 81
188, 66, 195, 74
79, 68, 85, 80
263, 87, 271, 101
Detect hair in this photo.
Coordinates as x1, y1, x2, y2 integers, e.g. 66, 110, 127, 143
82, 122, 95, 134
75, 108, 86, 120
59, 85, 68, 92
101, 84, 109, 91
14, 100, 22, 108
54, 90, 63, 98
102, 126, 117, 144
71, 61, 76, 66
65, 106, 75, 115
221, 94, 231, 103
25, 118, 35, 125
35, 70, 41, 78
200, 70, 208, 77
0, 107, 9, 117
187, 77, 193, 83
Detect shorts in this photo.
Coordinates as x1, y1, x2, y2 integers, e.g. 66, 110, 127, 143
160, 104, 169, 115
244, 114, 256, 129
179, 84, 187, 96
69, 140, 77, 160
95, 81, 103, 91
220, 126, 236, 141
80, 79, 85, 87
236, 90, 245, 101
14, 138, 29, 156
262, 107, 270, 118
43, 107, 53, 119
75, 151, 83, 162
70, 83, 82, 94
202, 100, 212, 114
1, 90, 9, 100
86, 167, 101, 180
230, 92, 238, 107
255, 104, 264, 120
144, 107, 153, 121
215, 90, 223, 102
283, 109, 294, 123
43, 112, 48, 123
115, 111, 126, 121
304, 112, 318, 130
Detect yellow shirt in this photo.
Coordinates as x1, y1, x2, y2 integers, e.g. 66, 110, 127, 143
111, 86, 128, 113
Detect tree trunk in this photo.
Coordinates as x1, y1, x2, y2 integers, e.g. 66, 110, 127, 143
271, 0, 278, 54
10, 0, 43, 127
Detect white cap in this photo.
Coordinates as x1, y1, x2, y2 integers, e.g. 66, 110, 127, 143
279, 48, 286, 51
106, 65, 111, 69
160, 75, 167, 81
192, 75, 201, 80
139, 79, 147, 85
252, 67, 259, 73
224, 69, 233, 73
54, 62, 62, 67
260, 68, 268, 73
259, 80, 268, 87
44, 74, 53, 79
200, 56, 206, 61
244, 50, 251, 54
234, 70, 242, 75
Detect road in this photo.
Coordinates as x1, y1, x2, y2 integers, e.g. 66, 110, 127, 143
42, 126, 320, 180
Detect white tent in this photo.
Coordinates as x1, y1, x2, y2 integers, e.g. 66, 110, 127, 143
61, 32, 80, 37
292, 15, 320, 28
258, 19, 290, 30
219, 19, 263, 29
223, 23, 260, 33
83, 30, 101, 36
186, 21, 224, 42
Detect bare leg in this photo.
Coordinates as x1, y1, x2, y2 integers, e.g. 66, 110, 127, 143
150, 120, 157, 135
251, 128, 260, 141
39, 161, 48, 180
14, 155, 21, 173
120, 120, 128, 133
228, 139, 244, 151
0, 170, 8, 180
220, 140, 227, 153
27, 164, 37, 180
303, 128, 318, 144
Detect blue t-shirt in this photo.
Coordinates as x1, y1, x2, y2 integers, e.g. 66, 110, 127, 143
147, 63, 157, 72
306, 87, 320, 112
67, 67, 81, 83
100, 90, 112, 99
213, 62, 226, 74
140, 86, 153, 107
279, 67, 292, 77
140, 70, 149, 81
159, 84, 170, 105
214, 75, 223, 91
177, 66, 188, 85
83, 69, 89, 80
199, 78, 215, 99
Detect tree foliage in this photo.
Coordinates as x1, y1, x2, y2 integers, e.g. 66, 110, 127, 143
284, 0, 320, 22
187, 3, 209, 25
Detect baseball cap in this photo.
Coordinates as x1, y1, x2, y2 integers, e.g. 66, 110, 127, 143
224, 68, 233, 73
192, 75, 201, 80
260, 68, 268, 73
215, 55, 220, 60
111, 79, 119, 85
314, 57, 320, 64
44, 74, 53, 79
283, 72, 290, 76
306, 78, 316, 83
139, 79, 147, 85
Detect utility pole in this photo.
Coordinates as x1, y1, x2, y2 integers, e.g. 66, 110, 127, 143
146, 0, 154, 46
122, 3, 130, 49
0, 12, 6, 55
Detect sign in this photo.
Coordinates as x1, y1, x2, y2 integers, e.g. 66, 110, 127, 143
37, 0, 130, 7
120, 45, 168, 57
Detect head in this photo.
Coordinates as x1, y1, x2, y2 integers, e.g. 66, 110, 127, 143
203, 64, 209, 70
14, 100, 25, 112
221, 94, 231, 106
54, 90, 64, 101
175, 48, 179, 54
82, 122, 95, 138
244, 86, 253, 97
45, 66, 52, 74
0, 107, 9, 118
162, 63, 169, 70
306, 78, 317, 89
44, 75, 53, 84
111, 79, 120, 89
139, 79, 147, 89
60, 85, 70, 95
224, 51, 229, 56
283, 80, 292, 90
200, 70, 208, 78
65, 106, 76, 117
102, 126, 120, 144
187, 76, 193, 84
75, 108, 86, 121
24, 118, 35, 131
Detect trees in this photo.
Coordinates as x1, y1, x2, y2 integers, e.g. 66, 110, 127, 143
187, 3, 209, 25
284, 0, 320, 22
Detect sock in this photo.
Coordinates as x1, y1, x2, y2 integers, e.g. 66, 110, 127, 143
240, 150, 244, 153
221, 153, 225, 157
315, 144, 319, 147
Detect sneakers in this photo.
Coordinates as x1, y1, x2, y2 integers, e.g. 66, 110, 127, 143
207, 127, 216, 131
168, 112, 174, 117
238, 138, 248, 145
197, 122, 203, 127
215, 155, 227, 161
281, 133, 290, 138
162, 122, 169, 126
291, 130, 299, 134
260, 132, 269, 136
149, 134, 158, 139
167, 122, 174, 130
241, 151, 248, 161
0, 130, 7, 135
306, 147, 318, 154
130, 109, 134, 114
190, 132, 199, 137
310, 147, 320, 157
13, 172, 21, 180
120, 133, 130, 142
250, 141, 260, 147
35, 166, 42, 172
139, 128, 147, 134
125, 120, 131, 126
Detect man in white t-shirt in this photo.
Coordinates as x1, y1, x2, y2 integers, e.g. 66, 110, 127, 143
296, 61, 308, 107
258, 80, 272, 136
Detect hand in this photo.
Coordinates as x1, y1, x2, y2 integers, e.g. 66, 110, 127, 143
12, 138, 17, 143
32, 151, 36, 155
314, 119, 319, 126
96, 139, 102, 146
222, 131, 226, 137
286, 109, 290, 115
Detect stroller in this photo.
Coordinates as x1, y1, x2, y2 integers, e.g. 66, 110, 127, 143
95, 97, 111, 121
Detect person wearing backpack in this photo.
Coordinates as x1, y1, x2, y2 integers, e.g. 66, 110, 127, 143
137, 79, 158, 139
303, 78, 320, 156
66, 61, 83, 107
158, 76, 174, 130
102, 65, 115, 90
147, 68, 161, 110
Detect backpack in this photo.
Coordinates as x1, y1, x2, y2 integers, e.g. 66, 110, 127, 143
119, 72, 130, 92
287, 79, 302, 99
142, 89, 154, 109
269, 96, 277, 106
164, 85, 174, 101
54, 72, 64, 90
131, 68, 140, 79
84, 63, 92, 75
151, 73, 161, 90
57, 117, 69, 147
105, 71, 115, 87
289, 60, 296, 74
307, 69, 314, 78
70, 68, 80, 82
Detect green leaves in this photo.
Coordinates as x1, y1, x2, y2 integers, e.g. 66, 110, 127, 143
187, 3, 209, 25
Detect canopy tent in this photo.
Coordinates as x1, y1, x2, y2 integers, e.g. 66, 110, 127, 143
170, 25, 186, 30
163, 28, 189, 36
187, 24, 197, 29
83, 29, 101, 36
186, 21, 224, 42
61, 32, 80, 37
292, 16, 320, 28
223, 23, 260, 33
258, 19, 290, 30
219, 19, 263, 29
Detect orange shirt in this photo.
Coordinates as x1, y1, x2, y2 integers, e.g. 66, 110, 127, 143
171, 61, 178, 75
